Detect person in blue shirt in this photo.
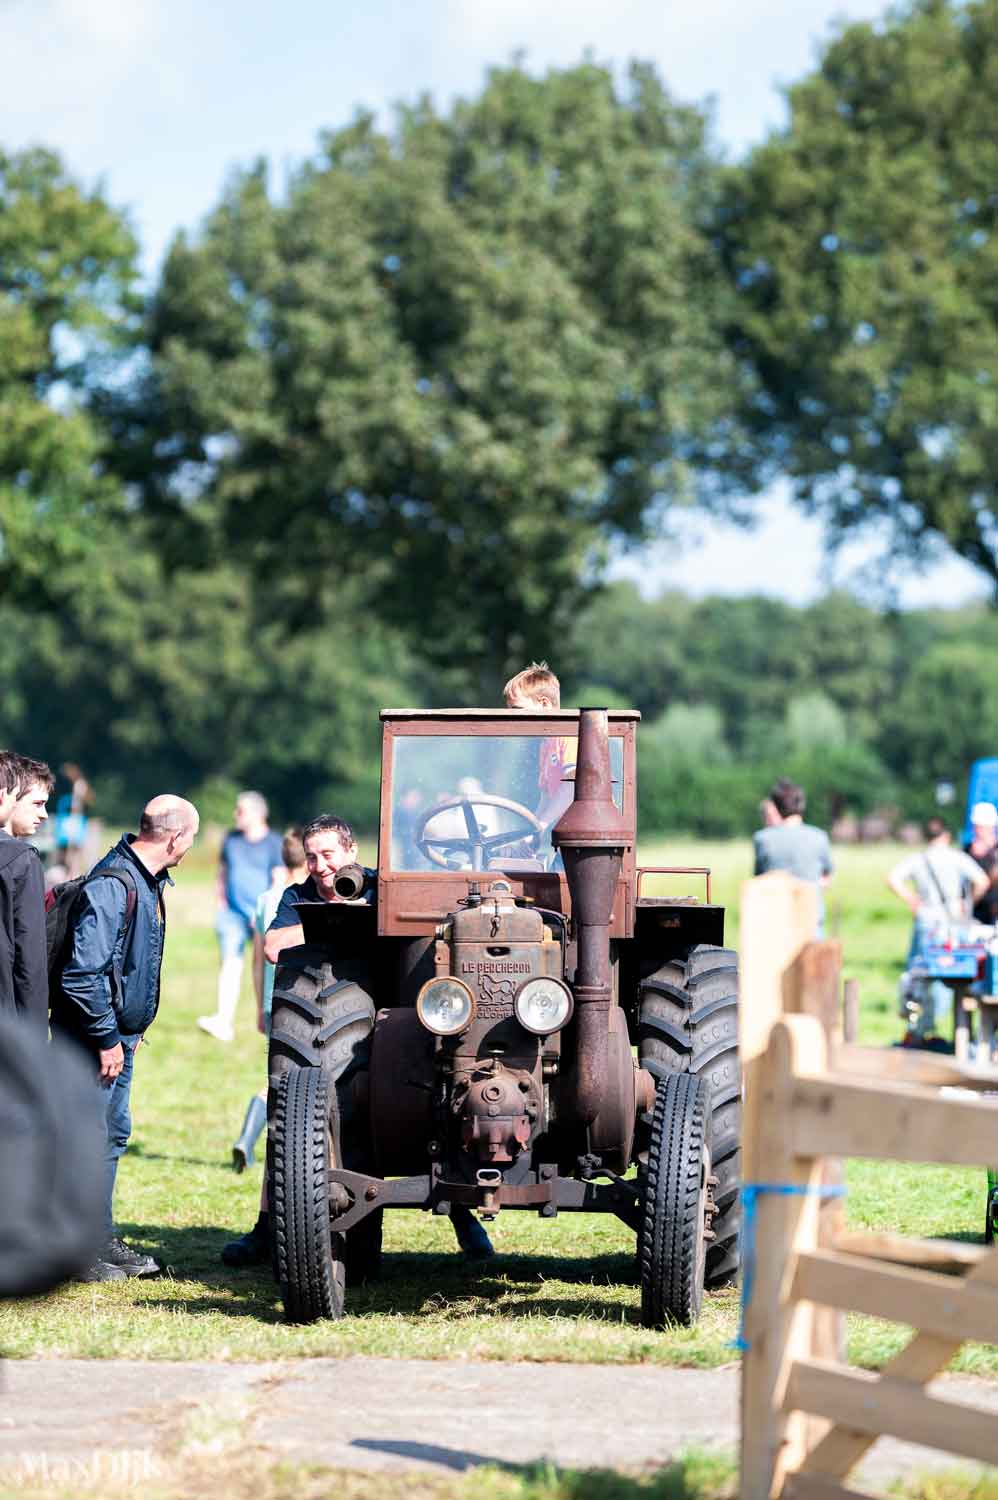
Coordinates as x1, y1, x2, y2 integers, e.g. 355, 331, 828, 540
198, 792, 282, 1043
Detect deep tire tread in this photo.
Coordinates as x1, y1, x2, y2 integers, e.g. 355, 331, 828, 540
271, 1067, 345, 1323
639, 1073, 711, 1328
638, 944, 741, 1287
268, 955, 382, 1294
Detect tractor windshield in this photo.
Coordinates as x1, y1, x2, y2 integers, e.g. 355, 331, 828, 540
390, 733, 624, 873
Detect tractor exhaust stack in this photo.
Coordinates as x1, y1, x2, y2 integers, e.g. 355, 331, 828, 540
552, 708, 634, 1125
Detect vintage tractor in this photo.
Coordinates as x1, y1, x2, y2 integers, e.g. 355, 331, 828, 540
266, 707, 740, 1327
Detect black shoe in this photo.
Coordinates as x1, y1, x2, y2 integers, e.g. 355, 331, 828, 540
221, 1214, 270, 1268
76, 1260, 127, 1283
103, 1236, 161, 1277
451, 1204, 495, 1259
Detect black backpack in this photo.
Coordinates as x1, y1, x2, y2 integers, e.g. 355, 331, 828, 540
45, 867, 139, 1008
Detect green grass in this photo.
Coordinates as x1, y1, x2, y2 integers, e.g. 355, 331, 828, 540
3, 1451, 996, 1500
2, 838, 994, 1373
0, 1453, 741, 1500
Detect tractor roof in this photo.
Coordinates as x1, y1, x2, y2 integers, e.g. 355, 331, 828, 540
380, 708, 641, 722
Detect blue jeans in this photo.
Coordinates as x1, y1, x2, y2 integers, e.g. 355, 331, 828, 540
103, 1035, 140, 1236
216, 905, 253, 961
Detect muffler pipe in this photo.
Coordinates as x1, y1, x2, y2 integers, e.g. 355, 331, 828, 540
332, 863, 374, 901
552, 708, 634, 1125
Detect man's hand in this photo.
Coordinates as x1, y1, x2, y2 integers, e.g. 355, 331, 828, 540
257, 1008, 267, 1036
99, 1042, 124, 1082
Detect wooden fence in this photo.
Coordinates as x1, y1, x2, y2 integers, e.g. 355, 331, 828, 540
739, 872, 998, 1498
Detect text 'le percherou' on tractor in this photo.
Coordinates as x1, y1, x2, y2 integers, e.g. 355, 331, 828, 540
266, 707, 741, 1326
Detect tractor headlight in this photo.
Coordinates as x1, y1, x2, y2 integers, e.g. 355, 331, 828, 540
514, 976, 574, 1035
416, 976, 476, 1036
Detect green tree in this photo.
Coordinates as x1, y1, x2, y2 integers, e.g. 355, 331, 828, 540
0, 148, 138, 599
721, 0, 998, 589
0, 541, 413, 830
884, 638, 998, 790
119, 63, 754, 697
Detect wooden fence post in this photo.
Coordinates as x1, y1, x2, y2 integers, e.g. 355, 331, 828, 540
842, 978, 860, 1044
740, 873, 823, 1498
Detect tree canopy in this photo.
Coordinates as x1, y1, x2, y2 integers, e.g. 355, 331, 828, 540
719, 0, 998, 590
0, 148, 138, 601
115, 62, 753, 697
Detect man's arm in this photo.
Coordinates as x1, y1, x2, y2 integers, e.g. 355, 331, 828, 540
820, 832, 834, 888
216, 833, 230, 908
263, 882, 305, 965
12, 851, 48, 1027
962, 854, 991, 904
59, 882, 128, 1080
264, 922, 304, 965
252, 929, 266, 1030
886, 858, 920, 914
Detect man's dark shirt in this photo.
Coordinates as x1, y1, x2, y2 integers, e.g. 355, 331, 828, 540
966, 840, 998, 924
0, 831, 47, 1026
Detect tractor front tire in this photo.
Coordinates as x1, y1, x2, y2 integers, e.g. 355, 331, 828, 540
272, 1065, 345, 1323
638, 944, 740, 1285
268, 951, 382, 1287
639, 1073, 713, 1328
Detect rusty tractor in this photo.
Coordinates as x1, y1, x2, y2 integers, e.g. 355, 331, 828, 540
266, 707, 740, 1326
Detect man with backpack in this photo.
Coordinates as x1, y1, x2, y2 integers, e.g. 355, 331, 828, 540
0, 749, 47, 1027
50, 794, 199, 1282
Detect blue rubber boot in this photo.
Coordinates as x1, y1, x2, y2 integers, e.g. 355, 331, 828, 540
451, 1204, 494, 1259
232, 1095, 267, 1173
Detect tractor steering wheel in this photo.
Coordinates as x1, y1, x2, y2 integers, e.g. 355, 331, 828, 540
415, 793, 545, 871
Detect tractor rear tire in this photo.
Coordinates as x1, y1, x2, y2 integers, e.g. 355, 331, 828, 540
268, 951, 381, 1286
639, 1073, 712, 1328
271, 1065, 345, 1323
638, 944, 740, 1285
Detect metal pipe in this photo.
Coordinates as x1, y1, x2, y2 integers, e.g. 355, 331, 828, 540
552, 709, 634, 1126
332, 863, 373, 901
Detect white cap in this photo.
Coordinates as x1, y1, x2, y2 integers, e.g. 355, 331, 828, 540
971, 801, 998, 827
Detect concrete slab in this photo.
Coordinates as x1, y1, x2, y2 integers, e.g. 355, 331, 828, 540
0, 1358, 996, 1487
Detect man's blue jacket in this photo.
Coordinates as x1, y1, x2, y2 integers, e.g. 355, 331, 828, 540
52, 836, 172, 1049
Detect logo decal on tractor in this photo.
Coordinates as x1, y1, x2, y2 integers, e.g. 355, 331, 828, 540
480, 974, 516, 1005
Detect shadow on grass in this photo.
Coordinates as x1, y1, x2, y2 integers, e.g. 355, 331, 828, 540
348, 1446, 732, 1497
126, 1141, 235, 1170
120, 1229, 642, 1324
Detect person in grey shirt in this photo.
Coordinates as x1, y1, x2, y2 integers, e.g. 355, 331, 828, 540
753, 779, 834, 936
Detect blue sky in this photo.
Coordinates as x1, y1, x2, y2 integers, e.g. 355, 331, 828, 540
3, 0, 986, 609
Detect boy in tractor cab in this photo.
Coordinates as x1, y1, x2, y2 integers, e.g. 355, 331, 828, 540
503, 662, 576, 833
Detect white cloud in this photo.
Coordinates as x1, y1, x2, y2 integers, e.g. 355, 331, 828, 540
1, 0, 169, 151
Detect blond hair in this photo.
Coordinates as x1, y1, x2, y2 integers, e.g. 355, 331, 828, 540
503, 662, 561, 708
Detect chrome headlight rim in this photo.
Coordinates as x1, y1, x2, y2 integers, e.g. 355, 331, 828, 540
416, 975, 477, 1036
513, 976, 574, 1035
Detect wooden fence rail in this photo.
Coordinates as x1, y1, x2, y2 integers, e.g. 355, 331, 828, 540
738, 872, 998, 1498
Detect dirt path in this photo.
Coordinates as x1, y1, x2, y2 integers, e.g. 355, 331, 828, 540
1, 1358, 996, 1486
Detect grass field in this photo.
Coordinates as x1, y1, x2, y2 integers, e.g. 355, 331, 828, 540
2, 836, 994, 1375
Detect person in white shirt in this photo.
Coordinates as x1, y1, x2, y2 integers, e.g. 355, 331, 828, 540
887, 817, 990, 1041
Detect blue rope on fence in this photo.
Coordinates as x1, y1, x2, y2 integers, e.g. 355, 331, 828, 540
732, 1181, 848, 1352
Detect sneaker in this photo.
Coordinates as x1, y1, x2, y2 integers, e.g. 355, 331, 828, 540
76, 1260, 127, 1283
197, 1014, 234, 1042
103, 1236, 161, 1277
221, 1215, 270, 1268
451, 1205, 495, 1260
